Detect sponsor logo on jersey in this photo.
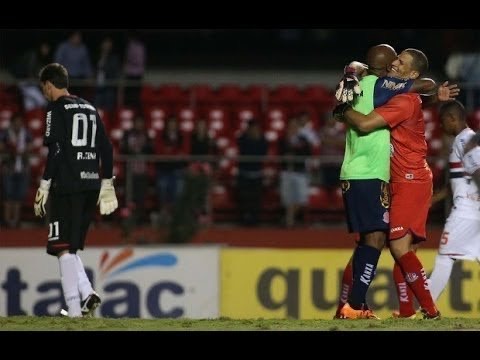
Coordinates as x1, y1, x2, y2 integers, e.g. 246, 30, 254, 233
391, 226, 404, 233
81, 171, 100, 179
381, 79, 408, 91
64, 103, 96, 111
45, 111, 52, 137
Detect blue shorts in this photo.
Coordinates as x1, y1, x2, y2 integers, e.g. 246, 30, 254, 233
341, 179, 390, 234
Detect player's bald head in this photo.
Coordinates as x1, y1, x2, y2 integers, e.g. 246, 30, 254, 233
366, 44, 397, 76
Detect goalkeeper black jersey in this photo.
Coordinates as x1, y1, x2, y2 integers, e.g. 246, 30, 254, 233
43, 95, 112, 194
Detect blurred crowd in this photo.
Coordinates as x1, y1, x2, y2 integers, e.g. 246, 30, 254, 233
2, 29, 477, 232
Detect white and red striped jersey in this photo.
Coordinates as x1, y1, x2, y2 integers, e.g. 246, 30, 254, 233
449, 127, 480, 219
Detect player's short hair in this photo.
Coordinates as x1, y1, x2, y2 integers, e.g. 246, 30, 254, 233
39, 63, 69, 89
439, 100, 466, 122
404, 48, 429, 76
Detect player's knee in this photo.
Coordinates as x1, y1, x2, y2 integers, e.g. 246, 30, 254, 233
362, 231, 386, 250
56, 250, 70, 258
389, 241, 410, 260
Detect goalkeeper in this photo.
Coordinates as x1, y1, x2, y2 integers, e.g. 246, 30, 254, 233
34, 63, 118, 317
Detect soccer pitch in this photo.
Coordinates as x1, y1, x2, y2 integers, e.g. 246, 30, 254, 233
2, 316, 480, 331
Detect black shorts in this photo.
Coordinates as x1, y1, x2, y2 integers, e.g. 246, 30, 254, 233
341, 179, 390, 234
46, 190, 99, 256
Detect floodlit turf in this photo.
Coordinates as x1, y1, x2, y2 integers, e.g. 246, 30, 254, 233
2, 316, 480, 331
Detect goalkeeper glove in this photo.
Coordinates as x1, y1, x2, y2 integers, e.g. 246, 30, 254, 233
34, 179, 51, 217
335, 65, 363, 103
332, 103, 352, 122
97, 177, 118, 215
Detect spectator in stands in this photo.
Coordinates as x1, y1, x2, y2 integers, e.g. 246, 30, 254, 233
236, 119, 268, 226
121, 115, 154, 224
189, 118, 216, 221
123, 31, 146, 109
278, 117, 312, 228
167, 119, 216, 242
190, 118, 216, 158
155, 117, 186, 223
297, 110, 321, 176
0, 113, 33, 228
94, 36, 121, 111
297, 111, 320, 148
13, 41, 52, 111
54, 31, 93, 99
445, 43, 480, 109
318, 115, 345, 190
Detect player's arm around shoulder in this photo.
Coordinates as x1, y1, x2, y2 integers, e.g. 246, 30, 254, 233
342, 106, 387, 133
411, 78, 436, 96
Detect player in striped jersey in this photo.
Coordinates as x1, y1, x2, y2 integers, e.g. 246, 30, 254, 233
428, 100, 480, 301
463, 129, 480, 189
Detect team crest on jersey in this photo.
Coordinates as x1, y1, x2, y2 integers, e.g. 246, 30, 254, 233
405, 272, 419, 283
341, 180, 350, 193
380, 182, 390, 208
383, 210, 389, 224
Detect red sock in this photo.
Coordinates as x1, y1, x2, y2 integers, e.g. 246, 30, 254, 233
393, 262, 415, 317
397, 251, 438, 316
336, 261, 353, 315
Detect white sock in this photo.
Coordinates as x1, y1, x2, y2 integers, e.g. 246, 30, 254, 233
428, 254, 455, 302
76, 255, 94, 301
59, 253, 82, 317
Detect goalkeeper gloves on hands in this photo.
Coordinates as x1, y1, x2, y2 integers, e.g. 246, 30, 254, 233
332, 103, 352, 122
97, 177, 118, 215
34, 179, 51, 217
335, 65, 363, 103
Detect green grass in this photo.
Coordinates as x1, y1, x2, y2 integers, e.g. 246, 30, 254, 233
2, 316, 480, 331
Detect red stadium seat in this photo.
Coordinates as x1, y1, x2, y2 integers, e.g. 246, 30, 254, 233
203, 106, 230, 138
302, 85, 335, 111
269, 85, 302, 105
305, 186, 345, 223
144, 106, 171, 133
467, 109, 480, 131
216, 84, 246, 105
158, 84, 190, 107
210, 185, 237, 222
113, 107, 137, 130
190, 84, 215, 106
264, 106, 290, 137
244, 84, 268, 106
231, 105, 262, 137
25, 109, 46, 136
0, 107, 15, 129
329, 187, 344, 210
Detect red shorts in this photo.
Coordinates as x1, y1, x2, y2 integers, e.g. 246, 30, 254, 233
389, 181, 432, 243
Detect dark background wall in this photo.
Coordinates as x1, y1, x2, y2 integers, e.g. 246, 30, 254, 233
2, 29, 479, 75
